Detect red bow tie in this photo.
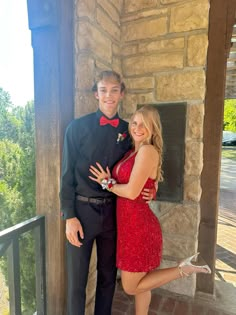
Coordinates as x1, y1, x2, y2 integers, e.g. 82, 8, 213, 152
100, 116, 119, 127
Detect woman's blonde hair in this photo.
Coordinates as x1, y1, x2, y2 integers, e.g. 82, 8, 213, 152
129, 105, 163, 181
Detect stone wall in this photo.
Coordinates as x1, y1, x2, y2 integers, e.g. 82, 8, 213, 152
74, 0, 210, 300
74, 0, 123, 116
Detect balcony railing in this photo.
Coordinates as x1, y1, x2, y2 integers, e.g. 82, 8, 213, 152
0, 215, 46, 315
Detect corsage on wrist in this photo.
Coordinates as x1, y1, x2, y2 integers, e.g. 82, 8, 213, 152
101, 177, 116, 191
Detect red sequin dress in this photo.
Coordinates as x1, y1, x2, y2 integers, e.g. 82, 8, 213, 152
112, 150, 163, 272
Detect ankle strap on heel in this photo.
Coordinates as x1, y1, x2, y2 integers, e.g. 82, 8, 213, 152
178, 266, 190, 278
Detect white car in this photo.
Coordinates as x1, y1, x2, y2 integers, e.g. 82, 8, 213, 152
222, 131, 236, 146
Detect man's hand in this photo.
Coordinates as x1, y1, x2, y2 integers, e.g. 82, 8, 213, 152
141, 182, 158, 203
66, 217, 84, 247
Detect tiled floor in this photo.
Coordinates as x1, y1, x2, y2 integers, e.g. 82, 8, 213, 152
215, 208, 236, 286
112, 282, 235, 315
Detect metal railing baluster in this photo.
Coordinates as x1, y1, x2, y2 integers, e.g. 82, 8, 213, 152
0, 215, 46, 315
8, 238, 22, 315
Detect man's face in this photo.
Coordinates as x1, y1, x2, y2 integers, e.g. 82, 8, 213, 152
95, 80, 124, 118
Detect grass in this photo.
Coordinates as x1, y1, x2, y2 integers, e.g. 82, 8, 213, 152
221, 147, 236, 161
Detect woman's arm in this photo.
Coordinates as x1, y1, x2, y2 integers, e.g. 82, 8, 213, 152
89, 145, 159, 200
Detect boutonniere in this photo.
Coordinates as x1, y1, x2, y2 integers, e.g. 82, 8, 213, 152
117, 131, 127, 144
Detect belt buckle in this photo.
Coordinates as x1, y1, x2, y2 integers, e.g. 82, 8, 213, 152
96, 197, 106, 204
87, 197, 102, 205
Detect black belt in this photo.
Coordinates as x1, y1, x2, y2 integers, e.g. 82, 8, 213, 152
76, 195, 115, 205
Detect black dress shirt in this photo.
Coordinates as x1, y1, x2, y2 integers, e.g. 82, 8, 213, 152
60, 109, 132, 219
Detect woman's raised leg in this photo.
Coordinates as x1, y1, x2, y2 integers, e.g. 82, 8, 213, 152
121, 263, 209, 296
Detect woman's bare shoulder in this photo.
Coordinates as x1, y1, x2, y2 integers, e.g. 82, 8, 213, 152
138, 144, 158, 158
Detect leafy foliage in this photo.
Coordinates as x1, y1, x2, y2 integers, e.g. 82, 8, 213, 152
0, 88, 21, 142
0, 87, 36, 314
224, 99, 236, 132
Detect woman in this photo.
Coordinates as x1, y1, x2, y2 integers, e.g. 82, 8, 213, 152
89, 105, 211, 315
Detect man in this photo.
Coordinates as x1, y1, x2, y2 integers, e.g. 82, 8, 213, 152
60, 70, 152, 315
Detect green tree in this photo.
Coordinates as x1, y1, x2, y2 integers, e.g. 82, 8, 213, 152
0, 88, 36, 314
224, 99, 236, 132
0, 140, 23, 229
0, 87, 21, 142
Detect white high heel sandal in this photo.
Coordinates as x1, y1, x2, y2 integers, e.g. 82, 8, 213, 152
178, 252, 211, 277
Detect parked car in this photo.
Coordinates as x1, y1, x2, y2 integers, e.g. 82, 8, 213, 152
222, 131, 236, 146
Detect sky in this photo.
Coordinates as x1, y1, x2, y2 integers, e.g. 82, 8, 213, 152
0, 0, 34, 106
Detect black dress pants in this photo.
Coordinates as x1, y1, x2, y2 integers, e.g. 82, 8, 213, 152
66, 198, 117, 315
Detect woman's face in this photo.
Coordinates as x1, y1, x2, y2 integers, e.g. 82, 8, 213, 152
130, 113, 150, 145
